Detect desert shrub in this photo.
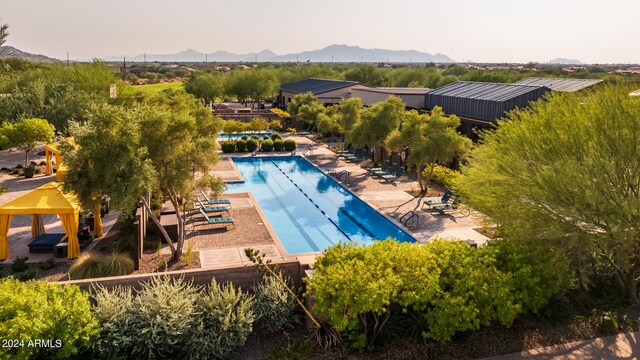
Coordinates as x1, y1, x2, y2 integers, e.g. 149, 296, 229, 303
236, 139, 247, 152
253, 273, 299, 333
14, 269, 37, 281
425, 164, 461, 189
91, 285, 135, 357
0, 278, 99, 359
15, 163, 23, 169
271, 133, 283, 141
241, 135, 249, 141
39, 258, 57, 271
39, 160, 47, 166
186, 279, 255, 359
263, 135, 271, 140
250, 135, 260, 141
11, 256, 29, 273
221, 141, 236, 153
128, 276, 200, 359
273, 139, 284, 151
283, 139, 297, 151
261, 139, 274, 152
308, 239, 520, 349
246, 139, 259, 152
68, 252, 134, 280
484, 239, 570, 314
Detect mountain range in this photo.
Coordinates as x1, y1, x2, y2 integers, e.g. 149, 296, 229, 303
549, 58, 583, 65
0, 46, 59, 62
103, 44, 455, 63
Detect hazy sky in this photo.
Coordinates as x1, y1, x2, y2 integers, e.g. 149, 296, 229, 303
1, 0, 638, 63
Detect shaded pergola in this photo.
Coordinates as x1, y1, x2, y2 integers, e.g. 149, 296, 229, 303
0, 182, 83, 260
45, 139, 76, 179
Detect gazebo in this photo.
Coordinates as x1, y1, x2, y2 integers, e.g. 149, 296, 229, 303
0, 182, 82, 260
45, 138, 76, 176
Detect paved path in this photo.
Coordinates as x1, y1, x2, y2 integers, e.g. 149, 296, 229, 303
483, 331, 640, 360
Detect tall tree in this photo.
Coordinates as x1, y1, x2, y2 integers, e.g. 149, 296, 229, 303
225, 69, 278, 109
454, 86, 640, 305
287, 93, 326, 128
184, 72, 223, 106
348, 96, 404, 165
386, 107, 471, 192
344, 64, 388, 87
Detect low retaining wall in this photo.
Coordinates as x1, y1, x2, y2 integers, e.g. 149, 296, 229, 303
59, 260, 309, 293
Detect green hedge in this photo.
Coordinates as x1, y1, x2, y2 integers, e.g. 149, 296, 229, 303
283, 139, 297, 151
221, 141, 236, 153
425, 164, 461, 189
246, 139, 259, 152
236, 140, 247, 152
271, 133, 283, 141
261, 139, 274, 152
273, 139, 284, 151
307, 239, 568, 349
0, 278, 99, 359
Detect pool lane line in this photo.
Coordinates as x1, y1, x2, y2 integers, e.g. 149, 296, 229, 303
270, 161, 353, 242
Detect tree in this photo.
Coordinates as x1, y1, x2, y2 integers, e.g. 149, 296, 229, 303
386, 107, 472, 193
223, 119, 245, 139
344, 64, 388, 87
2, 118, 55, 164
287, 93, 326, 128
454, 86, 640, 304
248, 117, 269, 132
335, 97, 363, 137
0, 21, 8, 48
225, 69, 278, 109
348, 96, 404, 165
184, 72, 224, 106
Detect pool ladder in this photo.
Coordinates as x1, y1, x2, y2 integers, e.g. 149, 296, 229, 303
336, 170, 349, 185
399, 211, 420, 229
302, 147, 314, 156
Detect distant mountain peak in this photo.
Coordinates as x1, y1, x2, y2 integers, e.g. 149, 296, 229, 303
0, 46, 59, 62
549, 57, 583, 65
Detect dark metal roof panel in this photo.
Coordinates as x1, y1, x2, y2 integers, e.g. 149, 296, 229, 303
280, 78, 359, 95
425, 81, 550, 122
513, 77, 602, 92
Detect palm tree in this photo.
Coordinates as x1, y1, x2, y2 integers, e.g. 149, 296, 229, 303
0, 22, 8, 47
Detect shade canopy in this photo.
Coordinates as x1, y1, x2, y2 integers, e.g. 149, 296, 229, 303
0, 182, 81, 260
45, 138, 76, 175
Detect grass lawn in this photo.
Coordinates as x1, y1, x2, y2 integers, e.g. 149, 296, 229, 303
132, 82, 183, 94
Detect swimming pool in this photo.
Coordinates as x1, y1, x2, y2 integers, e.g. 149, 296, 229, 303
218, 132, 273, 140
227, 156, 415, 254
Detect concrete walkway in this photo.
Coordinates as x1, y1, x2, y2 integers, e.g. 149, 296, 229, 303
484, 331, 640, 359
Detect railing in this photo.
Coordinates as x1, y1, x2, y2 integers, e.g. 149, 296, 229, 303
336, 170, 349, 184
399, 211, 420, 229
302, 147, 314, 156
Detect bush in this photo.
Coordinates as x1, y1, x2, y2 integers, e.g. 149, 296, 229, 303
271, 133, 283, 141
127, 276, 200, 358
246, 139, 259, 152
68, 252, 134, 280
263, 135, 271, 140
253, 274, 299, 333
0, 278, 99, 359
250, 135, 260, 141
283, 139, 297, 151
90, 285, 134, 357
221, 141, 236, 153
11, 256, 29, 273
38, 258, 57, 271
187, 279, 255, 359
236, 140, 247, 152
307, 239, 520, 349
261, 139, 274, 152
14, 269, 37, 281
425, 164, 461, 189
241, 135, 249, 141
273, 139, 284, 151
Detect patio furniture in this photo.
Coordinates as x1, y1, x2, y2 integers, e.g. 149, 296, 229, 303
344, 149, 366, 162
196, 198, 230, 213
336, 145, 352, 155
372, 163, 397, 177
197, 208, 235, 229
200, 191, 232, 205
422, 190, 453, 209
381, 167, 405, 183
28, 233, 68, 253
364, 160, 389, 173
298, 125, 315, 135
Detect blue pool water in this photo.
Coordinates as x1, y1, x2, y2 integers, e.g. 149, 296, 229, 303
227, 156, 415, 254
218, 132, 273, 140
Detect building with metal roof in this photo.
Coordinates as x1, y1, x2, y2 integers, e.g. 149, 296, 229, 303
352, 85, 431, 109
278, 78, 360, 107
425, 81, 550, 123
513, 77, 602, 92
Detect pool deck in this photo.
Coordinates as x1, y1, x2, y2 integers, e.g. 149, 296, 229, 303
197, 135, 489, 267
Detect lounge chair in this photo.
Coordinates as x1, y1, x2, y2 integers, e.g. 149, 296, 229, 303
195, 198, 229, 213
371, 163, 397, 177
28, 233, 68, 253
344, 149, 367, 162
336, 145, 352, 155
422, 190, 453, 209
381, 167, 405, 183
200, 191, 232, 205
363, 160, 389, 173
298, 125, 315, 136
432, 202, 456, 215
197, 208, 235, 229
